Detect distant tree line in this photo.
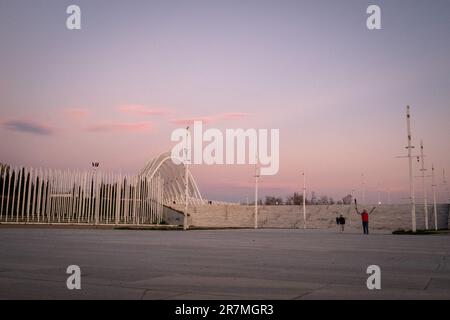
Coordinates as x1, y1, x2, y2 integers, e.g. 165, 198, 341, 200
259, 192, 353, 206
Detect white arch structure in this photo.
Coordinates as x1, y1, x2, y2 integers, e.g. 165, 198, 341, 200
140, 152, 204, 206
0, 152, 204, 225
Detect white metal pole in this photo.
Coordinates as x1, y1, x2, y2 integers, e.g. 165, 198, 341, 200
31, 168, 38, 221
419, 141, 429, 229
95, 171, 100, 225
443, 169, 450, 203
184, 126, 190, 231
26, 168, 33, 222
16, 168, 22, 222
132, 176, 137, 224
376, 182, 380, 205
79, 172, 86, 223
37, 169, 43, 222
0, 166, 6, 220
115, 173, 121, 225
254, 155, 259, 229
406, 105, 416, 232
45, 169, 50, 222
432, 164, 438, 231
6, 167, 16, 222
21, 168, 28, 221
302, 172, 306, 229
361, 173, 365, 204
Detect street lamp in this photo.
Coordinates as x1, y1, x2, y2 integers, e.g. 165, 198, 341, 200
302, 172, 306, 229
183, 126, 190, 231
91, 162, 99, 225
254, 154, 260, 229
91, 162, 99, 171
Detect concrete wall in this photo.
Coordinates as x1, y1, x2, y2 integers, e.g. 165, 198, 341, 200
163, 206, 184, 225
169, 203, 450, 231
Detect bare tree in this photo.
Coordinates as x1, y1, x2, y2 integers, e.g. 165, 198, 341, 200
265, 196, 284, 205
342, 194, 353, 205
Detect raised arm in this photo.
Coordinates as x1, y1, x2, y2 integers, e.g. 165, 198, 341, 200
354, 199, 361, 214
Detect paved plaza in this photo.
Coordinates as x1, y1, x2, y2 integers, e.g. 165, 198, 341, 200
0, 227, 449, 299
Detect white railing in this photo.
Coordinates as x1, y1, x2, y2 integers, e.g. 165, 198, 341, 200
0, 167, 164, 225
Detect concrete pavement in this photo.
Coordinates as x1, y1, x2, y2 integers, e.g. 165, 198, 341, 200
0, 228, 449, 299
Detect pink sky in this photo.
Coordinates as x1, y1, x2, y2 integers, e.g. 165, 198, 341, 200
1, 0, 450, 203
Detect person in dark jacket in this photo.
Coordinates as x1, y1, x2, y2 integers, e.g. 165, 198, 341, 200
338, 215, 346, 233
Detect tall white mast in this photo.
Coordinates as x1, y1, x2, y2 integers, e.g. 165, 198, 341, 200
419, 140, 428, 230
406, 106, 416, 232
431, 164, 438, 231
302, 172, 306, 229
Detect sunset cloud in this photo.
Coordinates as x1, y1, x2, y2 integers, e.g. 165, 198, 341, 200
2, 119, 54, 136
86, 121, 153, 133
118, 104, 169, 116
169, 116, 216, 126
64, 108, 89, 120
169, 112, 251, 126
220, 112, 252, 120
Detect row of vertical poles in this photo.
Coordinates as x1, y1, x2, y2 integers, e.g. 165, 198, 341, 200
0, 167, 164, 225
402, 106, 444, 232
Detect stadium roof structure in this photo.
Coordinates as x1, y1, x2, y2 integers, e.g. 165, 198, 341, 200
140, 152, 203, 205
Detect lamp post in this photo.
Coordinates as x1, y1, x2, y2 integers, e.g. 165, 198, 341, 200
377, 182, 382, 205
254, 154, 260, 229
183, 126, 190, 231
91, 162, 99, 225
302, 172, 306, 229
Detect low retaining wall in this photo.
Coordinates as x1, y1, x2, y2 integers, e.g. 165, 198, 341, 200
169, 203, 450, 231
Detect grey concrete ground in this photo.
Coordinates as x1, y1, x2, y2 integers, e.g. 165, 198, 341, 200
0, 227, 449, 299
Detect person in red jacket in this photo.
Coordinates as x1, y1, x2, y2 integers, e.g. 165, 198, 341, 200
355, 206, 377, 235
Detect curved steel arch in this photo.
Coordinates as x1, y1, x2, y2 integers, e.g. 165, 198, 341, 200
139, 152, 203, 205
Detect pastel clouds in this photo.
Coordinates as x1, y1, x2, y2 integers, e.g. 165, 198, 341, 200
60, 105, 157, 134
170, 112, 251, 126
44, 106, 251, 135
118, 104, 170, 116
64, 108, 90, 120
86, 121, 153, 133
2, 119, 54, 136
